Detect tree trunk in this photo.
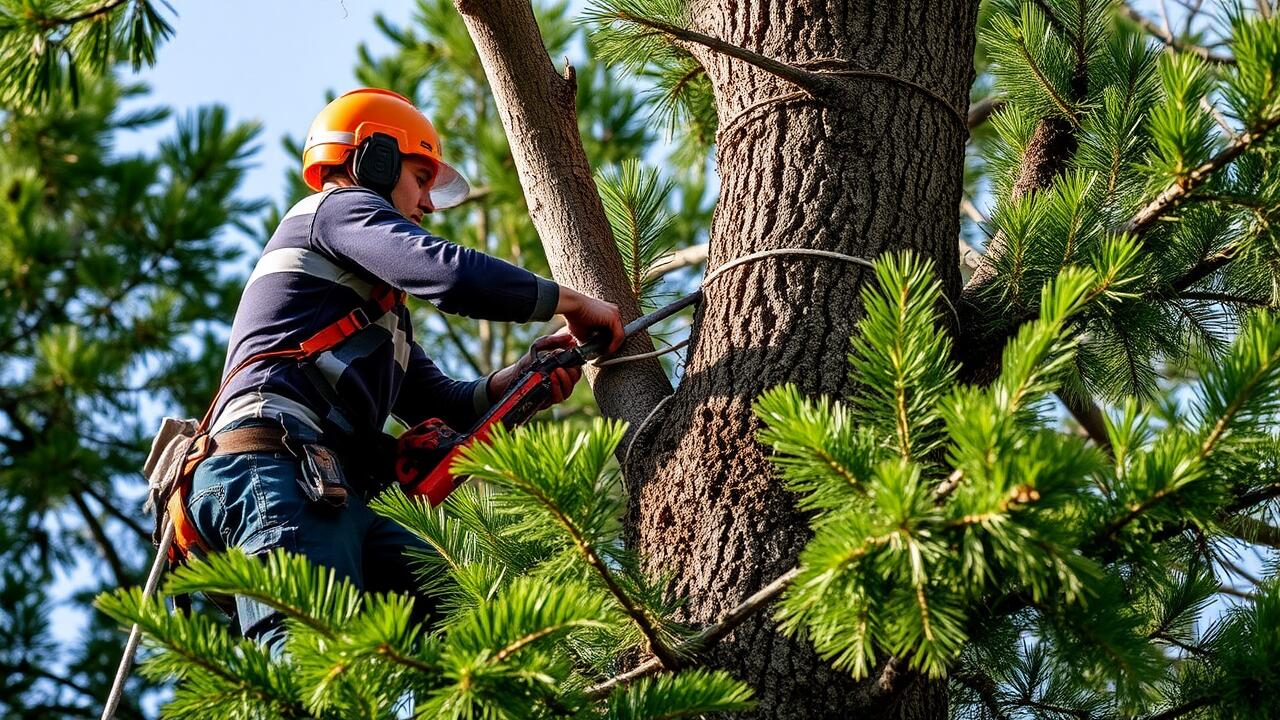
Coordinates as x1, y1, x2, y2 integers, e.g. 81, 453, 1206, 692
623, 2, 978, 717
454, 0, 672, 437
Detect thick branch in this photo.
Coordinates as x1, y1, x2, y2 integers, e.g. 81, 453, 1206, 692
455, 0, 672, 438
69, 492, 128, 588
1121, 113, 1280, 236
1119, 4, 1236, 65
607, 12, 836, 96
967, 97, 1006, 129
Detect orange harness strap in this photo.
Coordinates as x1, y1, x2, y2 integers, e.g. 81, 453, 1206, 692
171, 284, 405, 561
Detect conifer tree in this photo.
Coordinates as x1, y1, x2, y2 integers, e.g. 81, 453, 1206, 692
0, 74, 262, 717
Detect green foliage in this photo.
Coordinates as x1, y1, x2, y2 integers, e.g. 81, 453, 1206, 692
755, 250, 1280, 716
582, 0, 717, 166
973, 3, 1280, 410
0, 72, 260, 717
0, 0, 173, 105
596, 159, 677, 307
99, 421, 753, 719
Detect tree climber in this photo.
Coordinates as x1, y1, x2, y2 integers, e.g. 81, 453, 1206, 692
185, 87, 624, 647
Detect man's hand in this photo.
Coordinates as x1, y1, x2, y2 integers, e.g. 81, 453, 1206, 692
556, 286, 624, 353
486, 332, 583, 407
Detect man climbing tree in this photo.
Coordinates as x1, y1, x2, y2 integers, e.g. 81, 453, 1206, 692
176, 86, 625, 646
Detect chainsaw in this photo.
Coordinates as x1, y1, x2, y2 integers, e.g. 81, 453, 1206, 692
395, 290, 702, 505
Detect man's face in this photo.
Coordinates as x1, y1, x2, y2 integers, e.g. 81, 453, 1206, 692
390, 155, 438, 224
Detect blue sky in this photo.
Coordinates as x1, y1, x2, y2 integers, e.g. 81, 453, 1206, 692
117, 0, 412, 212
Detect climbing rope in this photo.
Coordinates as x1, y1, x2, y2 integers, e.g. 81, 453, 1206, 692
101, 520, 174, 720
608, 247, 960, 467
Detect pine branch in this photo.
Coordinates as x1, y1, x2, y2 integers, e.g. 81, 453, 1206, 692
583, 566, 801, 699
492, 467, 680, 668
1217, 584, 1259, 600
1145, 696, 1216, 720
1179, 291, 1274, 307
1121, 112, 1280, 236
1230, 482, 1280, 512
1226, 514, 1280, 548
38, 0, 134, 28
602, 11, 835, 96
1173, 244, 1242, 291
1013, 33, 1082, 126
1119, 4, 1236, 65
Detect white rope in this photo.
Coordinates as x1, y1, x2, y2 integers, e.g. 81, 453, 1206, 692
101, 519, 174, 720
623, 392, 676, 472
616, 247, 888, 461
597, 248, 880, 369
594, 338, 691, 367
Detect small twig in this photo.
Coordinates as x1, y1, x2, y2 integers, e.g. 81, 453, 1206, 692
1059, 392, 1114, 456
1179, 291, 1274, 308
583, 566, 800, 699
1225, 514, 1280, 549
960, 196, 987, 224
645, 243, 708, 282
934, 468, 964, 501
1121, 113, 1280, 236
1230, 482, 1280, 512
1201, 97, 1239, 140
1119, 4, 1236, 65
1217, 584, 1259, 600
70, 492, 129, 588
79, 479, 150, 542
1014, 34, 1082, 125
38, 0, 132, 28
968, 96, 1006, 130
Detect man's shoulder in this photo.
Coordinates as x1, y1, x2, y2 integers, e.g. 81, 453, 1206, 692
314, 186, 395, 218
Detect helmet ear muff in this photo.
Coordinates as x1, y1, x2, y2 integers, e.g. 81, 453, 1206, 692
352, 133, 401, 199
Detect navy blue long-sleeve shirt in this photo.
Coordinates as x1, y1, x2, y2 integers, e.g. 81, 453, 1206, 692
209, 187, 559, 438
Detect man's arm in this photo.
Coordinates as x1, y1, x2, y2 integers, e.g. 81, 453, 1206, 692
392, 342, 492, 430
312, 188, 559, 322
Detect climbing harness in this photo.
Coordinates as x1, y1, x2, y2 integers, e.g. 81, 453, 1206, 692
100, 283, 404, 720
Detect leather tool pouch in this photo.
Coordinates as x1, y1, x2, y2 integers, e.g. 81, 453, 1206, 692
298, 444, 349, 510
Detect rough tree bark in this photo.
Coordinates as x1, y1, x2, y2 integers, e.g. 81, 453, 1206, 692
454, 0, 672, 436
620, 2, 978, 717
459, 0, 979, 717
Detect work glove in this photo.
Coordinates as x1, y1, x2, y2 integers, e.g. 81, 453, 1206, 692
487, 332, 583, 408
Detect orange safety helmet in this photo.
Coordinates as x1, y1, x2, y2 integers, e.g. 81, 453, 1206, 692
302, 88, 471, 209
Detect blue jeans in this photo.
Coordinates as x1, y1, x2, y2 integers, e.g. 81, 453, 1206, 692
188, 415, 435, 648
